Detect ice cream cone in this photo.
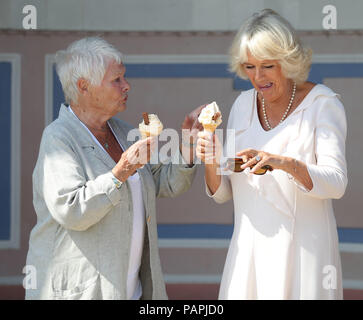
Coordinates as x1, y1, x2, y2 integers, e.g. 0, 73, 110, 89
198, 101, 222, 136
139, 113, 163, 139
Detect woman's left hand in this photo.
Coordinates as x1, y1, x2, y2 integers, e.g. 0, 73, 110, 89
179, 105, 205, 166
181, 105, 205, 144
237, 148, 285, 174
237, 148, 313, 190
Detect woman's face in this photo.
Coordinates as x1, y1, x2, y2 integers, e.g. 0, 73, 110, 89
89, 60, 130, 116
242, 51, 290, 104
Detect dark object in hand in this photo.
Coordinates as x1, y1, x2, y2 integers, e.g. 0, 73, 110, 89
226, 158, 273, 175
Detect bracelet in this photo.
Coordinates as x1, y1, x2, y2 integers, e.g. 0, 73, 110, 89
111, 176, 122, 189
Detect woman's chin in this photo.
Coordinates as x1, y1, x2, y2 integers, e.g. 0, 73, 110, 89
118, 103, 127, 112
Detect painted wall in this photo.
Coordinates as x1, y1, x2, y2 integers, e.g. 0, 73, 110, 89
1, 0, 363, 299
0, 0, 362, 31
0, 28, 363, 299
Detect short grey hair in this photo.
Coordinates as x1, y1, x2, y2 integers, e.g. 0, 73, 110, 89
229, 9, 312, 84
55, 37, 123, 104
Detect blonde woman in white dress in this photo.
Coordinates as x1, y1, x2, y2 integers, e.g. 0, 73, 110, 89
196, 9, 347, 299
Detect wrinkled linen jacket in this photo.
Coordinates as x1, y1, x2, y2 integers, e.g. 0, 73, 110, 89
26, 105, 196, 300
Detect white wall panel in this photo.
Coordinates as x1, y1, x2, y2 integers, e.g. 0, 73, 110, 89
0, 0, 362, 31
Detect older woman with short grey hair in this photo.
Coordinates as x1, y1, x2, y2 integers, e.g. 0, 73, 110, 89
197, 9, 348, 299
25, 37, 202, 300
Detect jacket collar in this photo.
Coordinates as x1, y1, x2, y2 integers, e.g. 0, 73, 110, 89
57, 104, 130, 168
57, 104, 152, 213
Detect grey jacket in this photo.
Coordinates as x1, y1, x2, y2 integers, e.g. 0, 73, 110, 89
25, 105, 196, 300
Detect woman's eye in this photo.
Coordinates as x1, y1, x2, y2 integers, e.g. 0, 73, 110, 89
264, 65, 274, 69
245, 65, 254, 69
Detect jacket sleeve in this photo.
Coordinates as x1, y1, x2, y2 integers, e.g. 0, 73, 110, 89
205, 174, 233, 204
302, 96, 348, 199
34, 130, 125, 231
149, 149, 197, 198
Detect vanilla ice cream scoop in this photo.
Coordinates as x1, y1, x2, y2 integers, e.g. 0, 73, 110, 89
139, 113, 163, 138
198, 101, 222, 133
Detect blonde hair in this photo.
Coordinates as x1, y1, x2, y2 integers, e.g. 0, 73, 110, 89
229, 9, 312, 84
55, 37, 123, 104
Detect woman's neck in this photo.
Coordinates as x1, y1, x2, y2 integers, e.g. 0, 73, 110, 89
70, 103, 109, 132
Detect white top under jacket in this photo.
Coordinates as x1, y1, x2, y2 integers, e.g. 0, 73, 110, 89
208, 84, 348, 300
68, 106, 144, 300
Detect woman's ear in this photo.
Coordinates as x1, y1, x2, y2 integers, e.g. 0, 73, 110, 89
77, 78, 89, 95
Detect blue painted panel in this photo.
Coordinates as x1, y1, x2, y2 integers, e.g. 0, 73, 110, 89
158, 224, 233, 239
0, 62, 12, 241
233, 63, 363, 90
51, 60, 363, 244
337, 228, 363, 244
53, 66, 64, 120
52, 62, 363, 118
309, 63, 363, 84
125, 63, 233, 78
158, 224, 363, 244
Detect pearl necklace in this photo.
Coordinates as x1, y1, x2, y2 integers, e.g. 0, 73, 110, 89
261, 81, 296, 130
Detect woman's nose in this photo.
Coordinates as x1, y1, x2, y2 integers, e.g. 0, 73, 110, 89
255, 67, 264, 81
121, 78, 130, 92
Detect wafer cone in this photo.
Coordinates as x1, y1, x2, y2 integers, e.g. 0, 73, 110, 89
140, 131, 149, 139
202, 123, 218, 134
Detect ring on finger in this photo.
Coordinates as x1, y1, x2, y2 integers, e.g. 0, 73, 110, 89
255, 155, 261, 162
